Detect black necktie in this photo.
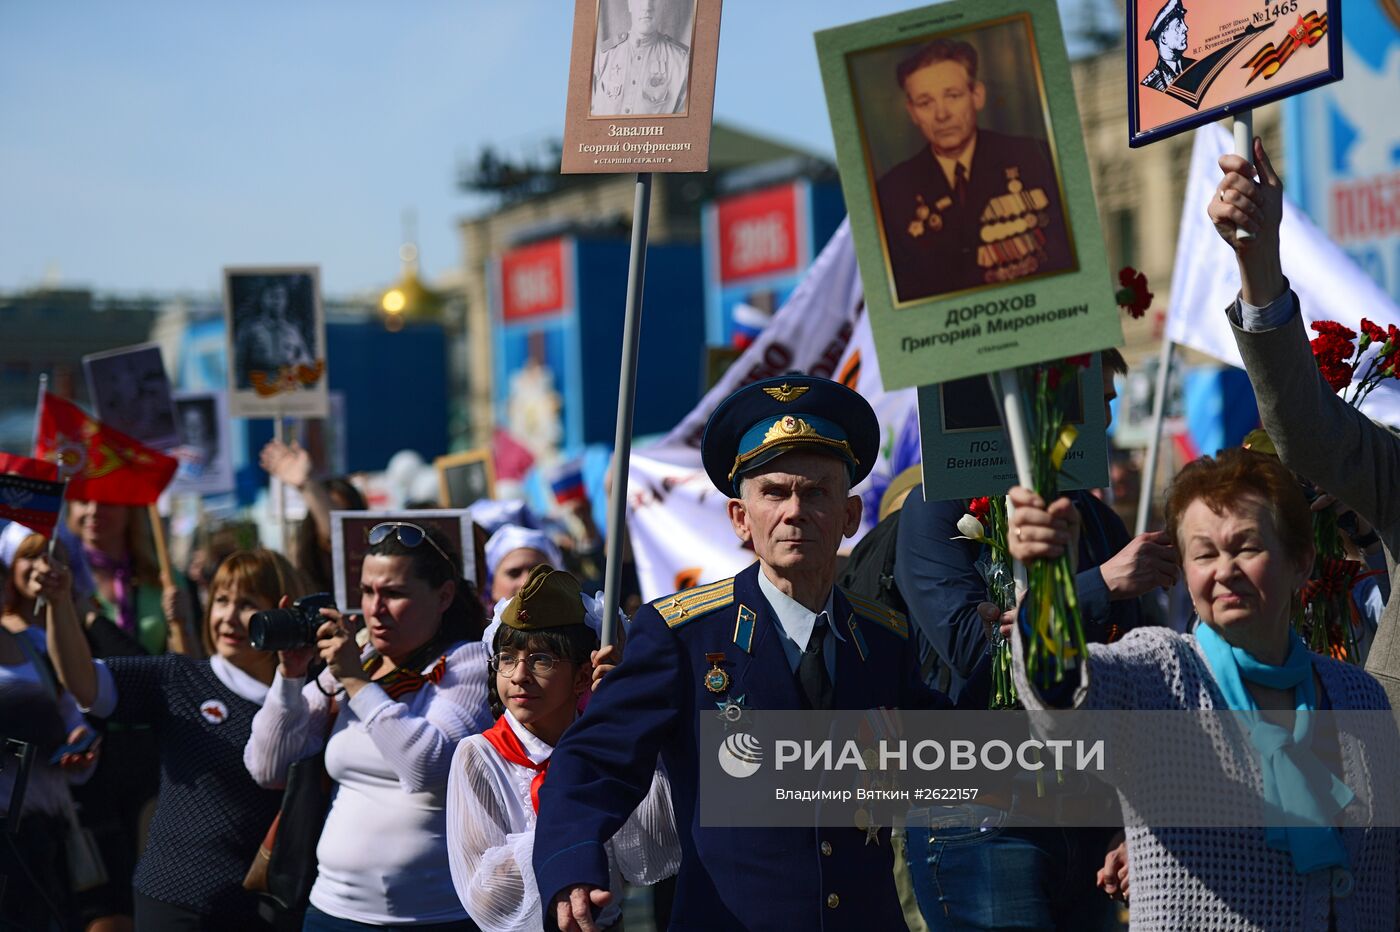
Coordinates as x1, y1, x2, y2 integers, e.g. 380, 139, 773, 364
798, 618, 834, 711
953, 162, 968, 208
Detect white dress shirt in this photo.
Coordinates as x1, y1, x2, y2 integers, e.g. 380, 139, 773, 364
756, 569, 844, 682
934, 135, 978, 190
1231, 278, 1296, 331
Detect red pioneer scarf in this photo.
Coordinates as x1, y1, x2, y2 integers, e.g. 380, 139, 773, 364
480, 714, 549, 813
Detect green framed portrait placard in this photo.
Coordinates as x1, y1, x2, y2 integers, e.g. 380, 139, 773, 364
816, 0, 1122, 391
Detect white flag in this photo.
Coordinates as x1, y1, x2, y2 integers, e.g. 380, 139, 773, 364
1167, 123, 1400, 426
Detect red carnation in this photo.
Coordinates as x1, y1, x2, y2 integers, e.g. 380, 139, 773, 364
1115, 267, 1153, 319
968, 496, 991, 519
1359, 318, 1386, 348
1310, 332, 1352, 368
1309, 320, 1357, 342
1317, 360, 1355, 393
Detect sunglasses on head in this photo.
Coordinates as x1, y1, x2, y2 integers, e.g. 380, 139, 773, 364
367, 522, 456, 569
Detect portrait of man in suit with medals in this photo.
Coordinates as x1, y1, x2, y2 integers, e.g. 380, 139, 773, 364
858, 22, 1077, 305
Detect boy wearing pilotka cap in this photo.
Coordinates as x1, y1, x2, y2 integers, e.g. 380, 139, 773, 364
445, 565, 678, 932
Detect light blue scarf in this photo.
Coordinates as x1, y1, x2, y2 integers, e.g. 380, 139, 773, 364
1196, 623, 1353, 874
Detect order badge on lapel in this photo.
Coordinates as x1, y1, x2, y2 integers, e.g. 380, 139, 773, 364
704, 652, 731, 695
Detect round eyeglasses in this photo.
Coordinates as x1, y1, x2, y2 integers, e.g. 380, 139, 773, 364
489, 652, 569, 676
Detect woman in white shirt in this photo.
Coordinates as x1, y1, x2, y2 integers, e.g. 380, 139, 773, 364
245, 522, 494, 930
446, 565, 677, 932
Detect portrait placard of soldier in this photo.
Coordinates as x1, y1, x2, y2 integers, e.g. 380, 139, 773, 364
1127, 0, 1341, 146
818, 1, 1123, 391
560, 0, 722, 173
82, 342, 181, 450
330, 509, 476, 611
170, 390, 235, 496
222, 266, 329, 419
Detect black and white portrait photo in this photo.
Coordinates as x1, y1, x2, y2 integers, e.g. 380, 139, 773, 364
82, 343, 180, 449
171, 390, 234, 495
434, 450, 495, 509
590, 0, 696, 117
223, 266, 328, 418
228, 271, 316, 388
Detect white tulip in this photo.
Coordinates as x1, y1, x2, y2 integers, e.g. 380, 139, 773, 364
955, 514, 986, 541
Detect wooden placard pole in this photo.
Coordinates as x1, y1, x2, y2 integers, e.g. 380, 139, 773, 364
600, 172, 653, 649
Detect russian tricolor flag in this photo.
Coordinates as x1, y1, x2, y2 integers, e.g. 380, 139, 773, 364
730, 302, 772, 351
0, 452, 64, 535
548, 459, 587, 506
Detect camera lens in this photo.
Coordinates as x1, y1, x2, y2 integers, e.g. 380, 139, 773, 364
248, 593, 338, 651
249, 608, 317, 652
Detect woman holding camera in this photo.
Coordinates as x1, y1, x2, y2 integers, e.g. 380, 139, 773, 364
245, 522, 493, 930
45, 546, 309, 930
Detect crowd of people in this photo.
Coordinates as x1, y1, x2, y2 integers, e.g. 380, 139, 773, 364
0, 143, 1396, 932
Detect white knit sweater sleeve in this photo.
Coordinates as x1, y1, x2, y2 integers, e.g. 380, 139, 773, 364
1012, 625, 1190, 715
243, 666, 336, 789
446, 737, 542, 932
345, 640, 494, 794
610, 765, 681, 885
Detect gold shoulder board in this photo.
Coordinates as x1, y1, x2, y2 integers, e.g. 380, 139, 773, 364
844, 591, 909, 640
657, 578, 736, 628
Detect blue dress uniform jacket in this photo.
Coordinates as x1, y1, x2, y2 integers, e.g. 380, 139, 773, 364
535, 562, 982, 930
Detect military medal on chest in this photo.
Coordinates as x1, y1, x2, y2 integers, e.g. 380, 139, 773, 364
642, 46, 672, 105
905, 194, 945, 239
704, 652, 731, 694
976, 166, 1052, 284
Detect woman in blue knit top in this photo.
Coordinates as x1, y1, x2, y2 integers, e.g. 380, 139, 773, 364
47, 548, 310, 930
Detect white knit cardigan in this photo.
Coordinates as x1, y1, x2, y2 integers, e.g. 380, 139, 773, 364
1012, 625, 1400, 931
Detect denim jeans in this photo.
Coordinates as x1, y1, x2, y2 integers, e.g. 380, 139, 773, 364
904, 807, 1120, 931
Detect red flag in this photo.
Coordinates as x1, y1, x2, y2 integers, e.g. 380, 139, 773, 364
0, 452, 64, 534
34, 393, 178, 506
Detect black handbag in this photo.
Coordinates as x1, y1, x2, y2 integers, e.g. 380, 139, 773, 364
244, 701, 337, 911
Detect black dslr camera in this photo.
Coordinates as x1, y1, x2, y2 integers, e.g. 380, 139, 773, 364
250, 593, 338, 651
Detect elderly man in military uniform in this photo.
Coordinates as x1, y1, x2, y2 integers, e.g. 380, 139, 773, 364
590, 0, 691, 117
1141, 0, 1195, 92
534, 376, 982, 931
876, 37, 1073, 304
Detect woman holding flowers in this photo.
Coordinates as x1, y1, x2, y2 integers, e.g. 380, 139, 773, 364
1008, 447, 1399, 930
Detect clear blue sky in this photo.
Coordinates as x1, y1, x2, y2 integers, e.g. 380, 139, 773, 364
0, 0, 1116, 298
